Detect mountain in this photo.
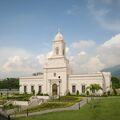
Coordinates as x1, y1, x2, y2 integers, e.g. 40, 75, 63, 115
102, 65, 120, 78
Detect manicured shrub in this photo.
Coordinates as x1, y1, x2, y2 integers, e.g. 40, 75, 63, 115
86, 91, 89, 96
32, 90, 35, 95
43, 93, 49, 96
76, 90, 79, 96
107, 91, 111, 96
7, 93, 32, 101
113, 88, 117, 95
102, 92, 108, 97
37, 91, 41, 95
66, 91, 71, 96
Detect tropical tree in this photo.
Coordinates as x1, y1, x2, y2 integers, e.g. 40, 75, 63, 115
111, 77, 120, 89
86, 84, 102, 95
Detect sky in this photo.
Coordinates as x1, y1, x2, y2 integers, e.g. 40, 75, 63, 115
0, 0, 120, 78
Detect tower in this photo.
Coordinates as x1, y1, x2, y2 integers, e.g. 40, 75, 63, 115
44, 32, 69, 96
52, 32, 66, 57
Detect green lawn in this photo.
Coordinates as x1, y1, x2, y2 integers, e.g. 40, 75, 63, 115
49, 96, 81, 102
15, 96, 120, 120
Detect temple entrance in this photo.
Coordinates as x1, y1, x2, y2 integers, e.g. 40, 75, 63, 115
52, 84, 57, 96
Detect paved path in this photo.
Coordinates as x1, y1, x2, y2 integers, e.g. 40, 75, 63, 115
11, 97, 91, 118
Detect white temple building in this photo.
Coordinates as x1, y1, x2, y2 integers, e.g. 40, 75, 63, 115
19, 32, 112, 96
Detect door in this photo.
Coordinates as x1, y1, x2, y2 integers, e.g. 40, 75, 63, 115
52, 84, 57, 96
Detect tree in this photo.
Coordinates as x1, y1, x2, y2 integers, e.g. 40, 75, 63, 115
86, 84, 102, 95
111, 77, 120, 89
0, 78, 19, 89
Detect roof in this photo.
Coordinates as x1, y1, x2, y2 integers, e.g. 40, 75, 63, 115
54, 32, 64, 41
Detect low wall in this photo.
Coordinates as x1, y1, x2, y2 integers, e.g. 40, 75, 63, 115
13, 101, 28, 106
36, 96, 50, 100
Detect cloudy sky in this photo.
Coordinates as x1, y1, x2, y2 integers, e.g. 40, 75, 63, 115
0, 0, 120, 78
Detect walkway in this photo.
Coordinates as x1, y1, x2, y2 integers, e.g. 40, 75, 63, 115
12, 97, 91, 118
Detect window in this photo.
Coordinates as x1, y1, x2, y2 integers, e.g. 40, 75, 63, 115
54, 73, 56, 77
82, 85, 86, 93
31, 86, 34, 92
56, 47, 59, 55
63, 49, 64, 55
92, 89, 95, 93
72, 85, 76, 93
38, 86, 42, 93
24, 86, 27, 93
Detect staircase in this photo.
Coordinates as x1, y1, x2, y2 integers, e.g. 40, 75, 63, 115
28, 96, 43, 107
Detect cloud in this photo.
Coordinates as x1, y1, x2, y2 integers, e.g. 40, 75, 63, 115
3, 56, 23, 71
72, 40, 95, 50
36, 54, 46, 65
78, 51, 86, 56
0, 33, 120, 77
0, 47, 45, 78
46, 51, 53, 58
0, 46, 70, 78
69, 33, 120, 74
67, 5, 81, 15
87, 0, 120, 31
81, 56, 105, 73
66, 47, 69, 53
102, 34, 120, 48
97, 34, 120, 67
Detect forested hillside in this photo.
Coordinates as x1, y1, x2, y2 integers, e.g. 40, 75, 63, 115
0, 78, 19, 89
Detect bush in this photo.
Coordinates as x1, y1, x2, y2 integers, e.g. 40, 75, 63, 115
32, 90, 35, 95
86, 91, 89, 96
113, 88, 117, 95
7, 93, 32, 101
37, 93, 43, 96
107, 91, 111, 96
3, 103, 14, 110
37, 91, 41, 95
66, 91, 71, 96
80, 94, 87, 97
102, 92, 108, 97
76, 90, 79, 96
43, 93, 49, 96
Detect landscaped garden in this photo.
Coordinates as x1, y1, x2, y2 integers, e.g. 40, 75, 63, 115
7, 93, 32, 101
0, 93, 33, 111
15, 96, 120, 120
15, 95, 82, 114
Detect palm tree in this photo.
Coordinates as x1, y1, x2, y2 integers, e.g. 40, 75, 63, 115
86, 84, 102, 95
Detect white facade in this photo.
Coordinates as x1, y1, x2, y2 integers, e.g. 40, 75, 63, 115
19, 32, 112, 96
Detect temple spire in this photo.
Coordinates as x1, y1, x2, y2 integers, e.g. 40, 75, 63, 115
57, 25, 60, 33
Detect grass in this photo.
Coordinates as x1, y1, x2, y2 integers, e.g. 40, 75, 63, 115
49, 96, 81, 102
20, 102, 73, 114
15, 96, 120, 120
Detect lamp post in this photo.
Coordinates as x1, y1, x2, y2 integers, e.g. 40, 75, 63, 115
58, 76, 61, 100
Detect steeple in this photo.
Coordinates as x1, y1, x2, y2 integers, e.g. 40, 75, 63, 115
52, 32, 65, 57
54, 32, 64, 41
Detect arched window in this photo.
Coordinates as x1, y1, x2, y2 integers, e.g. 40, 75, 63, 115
72, 85, 76, 93
56, 47, 59, 55
82, 85, 85, 93
63, 49, 64, 55
52, 84, 57, 95
54, 73, 56, 77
